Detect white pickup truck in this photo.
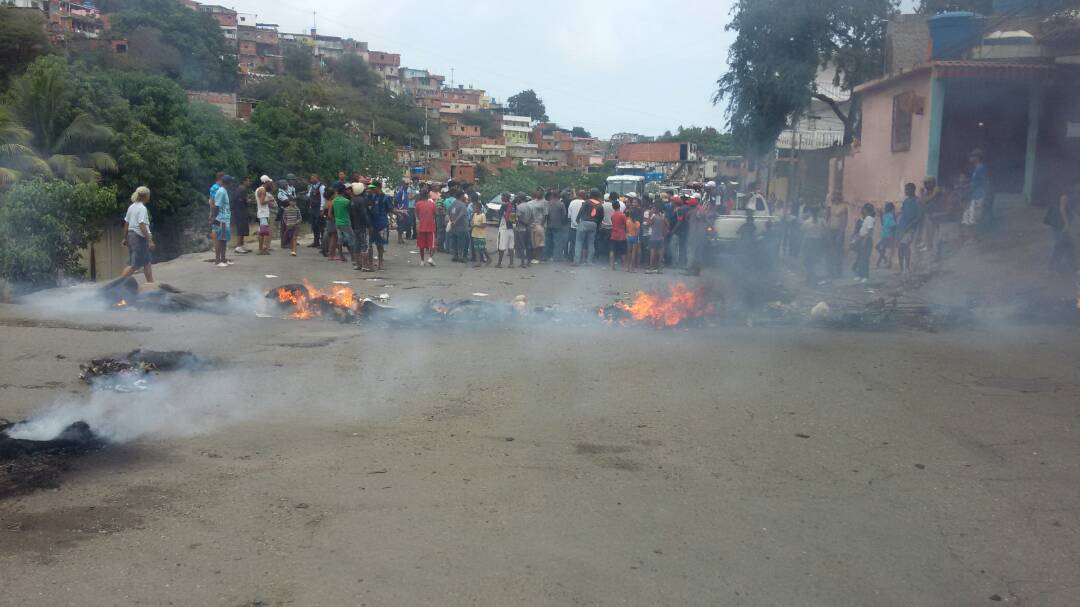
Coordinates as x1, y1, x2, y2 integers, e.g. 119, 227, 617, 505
709, 197, 775, 243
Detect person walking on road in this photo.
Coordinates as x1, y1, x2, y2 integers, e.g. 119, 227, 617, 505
415, 188, 437, 267
119, 186, 156, 283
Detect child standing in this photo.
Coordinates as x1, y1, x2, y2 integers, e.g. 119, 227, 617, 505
283, 197, 303, 256
471, 200, 490, 267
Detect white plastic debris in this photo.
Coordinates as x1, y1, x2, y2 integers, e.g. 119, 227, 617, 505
332, 280, 350, 285
264, 274, 279, 279
472, 292, 489, 297
810, 301, 831, 319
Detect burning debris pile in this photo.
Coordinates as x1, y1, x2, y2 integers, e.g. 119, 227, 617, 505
1, 420, 102, 460
599, 283, 717, 328
814, 298, 976, 332
101, 277, 230, 313
269, 281, 392, 321
1, 419, 105, 498
80, 350, 204, 392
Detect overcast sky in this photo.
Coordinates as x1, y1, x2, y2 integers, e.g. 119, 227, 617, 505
228, 0, 920, 140
223, 0, 737, 139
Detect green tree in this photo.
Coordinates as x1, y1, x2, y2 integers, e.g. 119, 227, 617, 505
0, 178, 118, 286
0, 7, 51, 87
507, 89, 548, 122
284, 47, 315, 82
714, 0, 897, 154
328, 54, 375, 88
0, 106, 49, 186
570, 126, 592, 138
460, 110, 500, 139
9, 57, 117, 183
107, 0, 238, 91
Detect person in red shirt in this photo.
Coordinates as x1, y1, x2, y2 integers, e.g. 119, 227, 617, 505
609, 198, 627, 270
414, 190, 437, 266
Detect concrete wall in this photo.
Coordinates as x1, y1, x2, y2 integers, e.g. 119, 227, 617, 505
843, 71, 934, 205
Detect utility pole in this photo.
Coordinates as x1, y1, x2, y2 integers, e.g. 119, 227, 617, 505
450, 68, 454, 88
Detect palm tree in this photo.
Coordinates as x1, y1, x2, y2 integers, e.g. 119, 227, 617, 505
10, 56, 117, 184
0, 105, 48, 186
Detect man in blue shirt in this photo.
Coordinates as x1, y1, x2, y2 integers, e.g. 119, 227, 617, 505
963, 149, 990, 240
368, 182, 393, 271
897, 182, 921, 273
211, 173, 232, 268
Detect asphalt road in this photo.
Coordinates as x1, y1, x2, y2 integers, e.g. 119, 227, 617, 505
1, 238, 1078, 606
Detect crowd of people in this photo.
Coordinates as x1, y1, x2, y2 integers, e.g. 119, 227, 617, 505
774, 149, 990, 286
117, 149, 1023, 291
191, 172, 726, 276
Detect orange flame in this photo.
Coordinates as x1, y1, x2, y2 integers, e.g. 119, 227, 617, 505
274, 279, 359, 319
611, 283, 714, 327
114, 299, 128, 308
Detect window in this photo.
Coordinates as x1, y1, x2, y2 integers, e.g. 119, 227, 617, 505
892, 91, 914, 153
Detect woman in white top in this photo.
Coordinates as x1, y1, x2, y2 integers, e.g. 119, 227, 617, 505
852, 203, 876, 282
255, 175, 276, 255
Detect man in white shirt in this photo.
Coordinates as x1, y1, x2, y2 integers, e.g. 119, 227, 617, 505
567, 190, 584, 262
119, 186, 156, 283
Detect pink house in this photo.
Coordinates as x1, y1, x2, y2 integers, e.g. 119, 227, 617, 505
842, 12, 1080, 210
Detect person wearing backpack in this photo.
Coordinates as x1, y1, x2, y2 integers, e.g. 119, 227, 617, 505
574, 189, 604, 266
1047, 181, 1079, 274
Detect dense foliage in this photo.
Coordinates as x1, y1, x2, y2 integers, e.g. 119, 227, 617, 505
0, 8, 52, 87
715, 0, 897, 155
507, 89, 549, 122
105, 0, 238, 91
0, 179, 118, 286
476, 165, 612, 200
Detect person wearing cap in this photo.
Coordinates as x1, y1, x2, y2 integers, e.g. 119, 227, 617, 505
210, 173, 232, 267
119, 186, 156, 282
255, 175, 276, 255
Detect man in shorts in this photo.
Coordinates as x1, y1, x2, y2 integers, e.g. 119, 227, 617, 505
120, 186, 156, 283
